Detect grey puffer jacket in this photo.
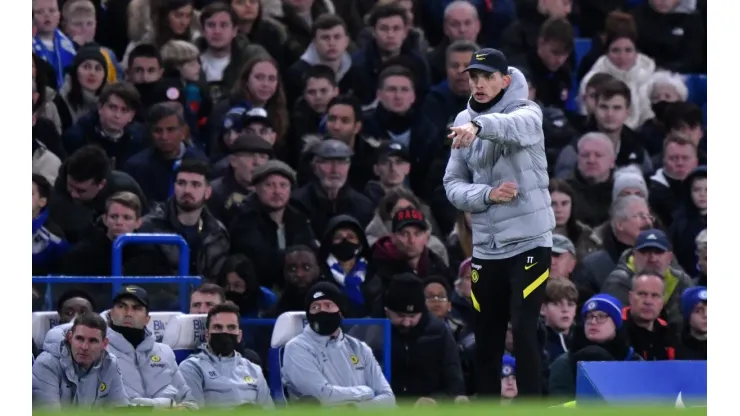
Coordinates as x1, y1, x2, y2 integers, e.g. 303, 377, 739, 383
443, 67, 555, 259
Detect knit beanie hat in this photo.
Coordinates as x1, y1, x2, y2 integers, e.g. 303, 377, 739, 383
582, 294, 624, 329
612, 172, 648, 200
304, 282, 345, 314
501, 353, 516, 377
384, 273, 426, 314
680, 286, 707, 320
72, 46, 108, 79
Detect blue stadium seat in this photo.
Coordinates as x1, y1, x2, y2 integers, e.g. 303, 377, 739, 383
149, 311, 182, 342
268, 311, 308, 403
566, 38, 593, 111
684, 74, 707, 107
32, 312, 60, 348
161, 313, 207, 363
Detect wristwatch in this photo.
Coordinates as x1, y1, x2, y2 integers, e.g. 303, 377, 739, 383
470, 119, 482, 135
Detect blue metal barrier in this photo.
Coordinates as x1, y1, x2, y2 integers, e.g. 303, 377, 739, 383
112, 233, 194, 311
32, 276, 203, 313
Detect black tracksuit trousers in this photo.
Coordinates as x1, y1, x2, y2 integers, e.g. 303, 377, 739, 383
471, 246, 551, 398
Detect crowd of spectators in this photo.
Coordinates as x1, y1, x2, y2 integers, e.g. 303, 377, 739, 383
31, 0, 707, 408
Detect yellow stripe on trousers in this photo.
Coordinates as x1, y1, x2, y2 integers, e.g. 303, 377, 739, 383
523, 269, 550, 299
471, 269, 549, 312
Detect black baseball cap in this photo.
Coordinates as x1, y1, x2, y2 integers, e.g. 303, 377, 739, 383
463, 48, 509, 74
392, 208, 429, 233
112, 285, 150, 309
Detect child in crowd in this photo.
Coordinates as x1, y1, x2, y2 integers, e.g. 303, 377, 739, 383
541, 279, 578, 362
677, 286, 707, 360
501, 354, 518, 404
160, 39, 211, 128
60, 0, 123, 83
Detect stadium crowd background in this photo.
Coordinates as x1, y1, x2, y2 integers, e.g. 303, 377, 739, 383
30, 0, 708, 408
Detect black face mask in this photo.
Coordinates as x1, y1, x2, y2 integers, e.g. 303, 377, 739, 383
110, 324, 146, 348
330, 240, 360, 262
209, 332, 239, 356
307, 311, 342, 336
651, 101, 670, 122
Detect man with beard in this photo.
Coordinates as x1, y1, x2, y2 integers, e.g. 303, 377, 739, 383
291, 139, 374, 237
179, 303, 273, 408
281, 282, 395, 406
230, 160, 317, 289
139, 159, 229, 307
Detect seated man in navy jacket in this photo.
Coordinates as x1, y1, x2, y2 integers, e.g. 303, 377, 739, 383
123, 102, 207, 206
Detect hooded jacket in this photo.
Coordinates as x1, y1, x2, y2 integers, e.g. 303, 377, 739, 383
601, 249, 694, 328
33, 337, 128, 408
282, 326, 395, 406
443, 67, 554, 259
178, 344, 274, 409
319, 215, 372, 316
43, 322, 196, 407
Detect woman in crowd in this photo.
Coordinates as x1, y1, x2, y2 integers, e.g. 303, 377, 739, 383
549, 294, 642, 399
549, 179, 592, 259
125, 0, 199, 65
208, 55, 289, 158
53, 46, 109, 132
579, 12, 655, 129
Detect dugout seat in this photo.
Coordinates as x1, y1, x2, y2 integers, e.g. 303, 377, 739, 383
32, 312, 60, 349
149, 312, 182, 342
268, 311, 308, 403
161, 314, 206, 363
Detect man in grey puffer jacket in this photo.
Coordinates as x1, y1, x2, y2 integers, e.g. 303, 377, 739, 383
42, 286, 197, 409
443, 48, 555, 399
33, 312, 128, 409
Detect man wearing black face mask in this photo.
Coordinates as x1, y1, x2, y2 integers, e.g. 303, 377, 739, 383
282, 282, 395, 406
41, 286, 197, 408
318, 215, 373, 317
179, 303, 274, 409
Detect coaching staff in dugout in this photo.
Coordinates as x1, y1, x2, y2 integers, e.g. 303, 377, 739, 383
32, 311, 128, 408
281, 282, 395, 407
443, 48, 555, 398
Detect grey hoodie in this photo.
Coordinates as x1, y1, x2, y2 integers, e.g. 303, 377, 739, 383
43, 321, 196, 408
443, 67, 555, 259
33, 339, 128, 408
178, 343, 273, 409
282, 326, 395, 407
299, 43, 352, 82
